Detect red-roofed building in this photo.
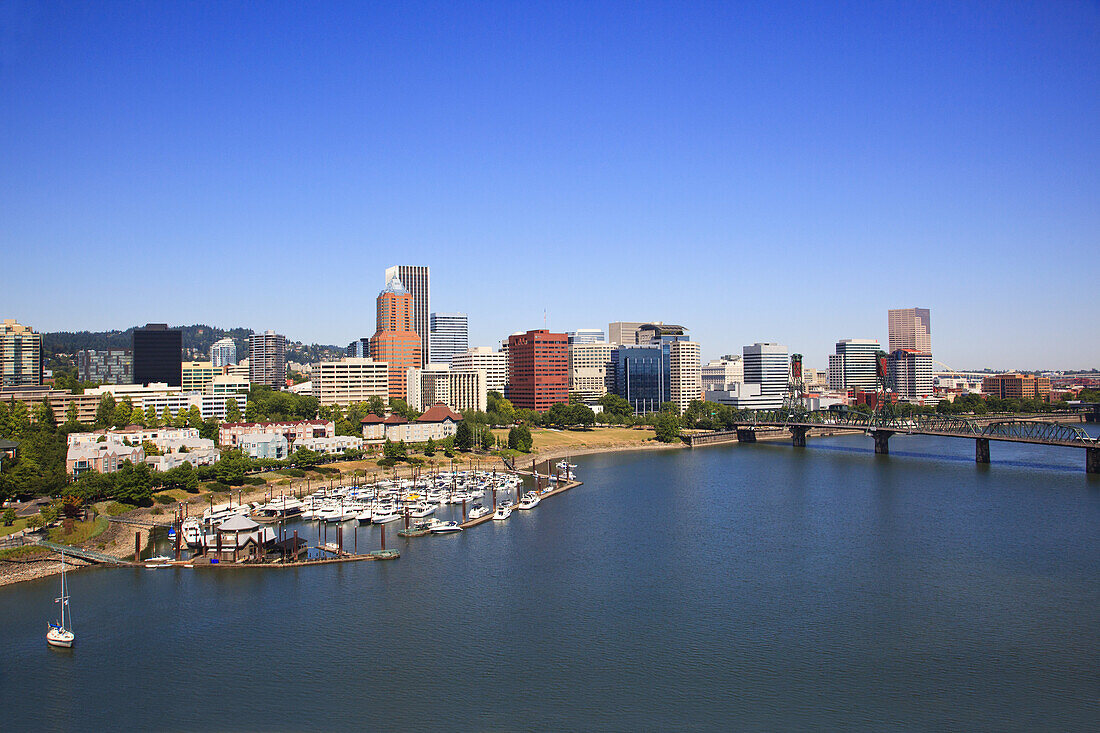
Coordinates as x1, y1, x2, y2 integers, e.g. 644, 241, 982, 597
361, 403, 462, 444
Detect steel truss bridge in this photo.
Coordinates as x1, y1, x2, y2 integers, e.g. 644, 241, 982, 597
688, 409, 1100, 473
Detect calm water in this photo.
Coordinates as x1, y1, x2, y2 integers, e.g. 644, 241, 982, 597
2, 433, 1099, 731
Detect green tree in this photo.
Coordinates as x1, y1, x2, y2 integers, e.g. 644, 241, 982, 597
144, 405, 160, 428
130, 403, 146, 427
224, 398, 242, 423
34, 399, 57, 430
424, 436, 436, 456
113, 461, 155, 505
508, 424, 533, 452
546, 402, 572, 428
294, 447, 321, 469
654, 411, 682, 443
571, 404, 596, 428
480, 425, 494, 451
112, 399, 133, 428
161, 406, 173, 427
95, 394, 116, 428
454, 421, 474, 451
366, 396, 386, 417
2, 507, 15, 526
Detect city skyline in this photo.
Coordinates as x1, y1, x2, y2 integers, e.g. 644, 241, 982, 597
2, 4, 1098, 369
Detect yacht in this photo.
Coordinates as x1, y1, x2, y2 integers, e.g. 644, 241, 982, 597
429, 520, 463, 533
409, 502, 435, 518
468, 503, 491, 520
46, 551, 75, 649
371, 506, 402, 524
493, 502, 513, 521
517, 492, 541, 510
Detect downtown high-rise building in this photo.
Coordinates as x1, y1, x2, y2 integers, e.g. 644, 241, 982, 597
888, 308, 931, 354
132, 323, 182, 387
371, 275, 422, 402
76, 348, 132, 384
888, 349, 933, 398
249, 331, 287, 388
452, 347, 507, 394
210, 337, 237, 368
385, 265, 430, 367
742, 343, 789, 408
827, 339, 881, 392
429, 312, 468, 365
0, 319, 42, 387
346, 337, 370, 359
608, 321, 657, 345
506, 329, 569, 412
567, 329, 606, 344
615, 325, 698, 413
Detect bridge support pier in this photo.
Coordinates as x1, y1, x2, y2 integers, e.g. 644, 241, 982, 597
736, 428, 757, 444
790, 426, 809, 447
873, 430, 893, 455
975, 438, 990, 465
1088, 447, 1100, 475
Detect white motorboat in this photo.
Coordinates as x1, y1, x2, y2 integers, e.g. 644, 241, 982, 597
46, 552, 75, 649
517, 492, 541, 510
429, 520, 463, 533
493, 502, 513, 520
468, 504, 491, 520
371, 505, 402, 523
144, 555, 173, 568
409, 502, 435, 518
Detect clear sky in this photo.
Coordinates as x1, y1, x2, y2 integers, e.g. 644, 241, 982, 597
2, 1, 1098, 371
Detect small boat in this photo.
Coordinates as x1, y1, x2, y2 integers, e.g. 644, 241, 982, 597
517, 492, 541, 510
468, 504, 491, 520
493, 502, 513, 521
429, 521, 463, 534
46, 552, 75, 649
144, 555, 173, 568
409, 502, 435, 518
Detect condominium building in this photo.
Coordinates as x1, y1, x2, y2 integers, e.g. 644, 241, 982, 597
1, 319, 42, 387
0, 385, 99, 424
208, 374, 250, 396
701, 355, 744, 392
827, 339, 882, 392
76, 348, 132, 384
506, 329, 569, 412
888, 308, 932, 354
385, 265, 430, 366
346, 337, 370, 358
66, 439, 145, 477
210, 338, 237, 367
982, 373, 1052, 400
371, 276, 422, 402
888, 349, 933, 398
132, 323, 182, 386
568, 342, 618, 403
429, 312, 468, 365
452, 347, 507, 394
181, 361, 218, 393
314, 357, 389, 407
249, 331, 287, 388
134, 392, 249, 422
668, 340, 702, 414
567, 329, 606, 345
406, 365, 487, 413
218, 419, 335, 448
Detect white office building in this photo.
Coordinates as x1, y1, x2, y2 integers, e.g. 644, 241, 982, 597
668, 340, 702, 414
406, 365, 487, 413
701, 355, 744, 392
429, 312, 468, 365
210, 338, 237, 368
568, 342, 617, 403
827, 339, 881, 392
708, 343, 788, 410
451, 346, 507, 394
314, 357, 389, 407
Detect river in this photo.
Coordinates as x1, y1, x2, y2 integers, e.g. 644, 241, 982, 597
2, 431, 1098, 731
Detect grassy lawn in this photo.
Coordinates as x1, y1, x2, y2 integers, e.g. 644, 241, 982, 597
0, 516, 30, 538
491, 426, 656, 452
49, 516, 109, 546
0, 545, 49, 560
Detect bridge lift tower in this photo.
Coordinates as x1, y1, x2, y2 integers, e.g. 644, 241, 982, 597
783, 353, 806, 415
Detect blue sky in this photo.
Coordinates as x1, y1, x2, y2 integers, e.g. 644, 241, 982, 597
2, 1, 1098, 370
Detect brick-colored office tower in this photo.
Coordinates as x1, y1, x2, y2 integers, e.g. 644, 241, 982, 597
370, 277, 422, 403
506, 329, 568, 412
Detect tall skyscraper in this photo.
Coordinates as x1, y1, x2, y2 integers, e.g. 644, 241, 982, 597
385, 265, 430, 366
743, 343, 788, 408
371, 276, 422, 402
249, 331, 287, 388
888, 349, 933, 398
132, 323, 182, 386
429, 312, 468, 365
506, 329, 568, 412
615, 324, 696, 413
888, 308, 931, 354
827, 339, 881, 392
0, 319, 42, 387
210, 337, 237, 368
568, 342, 618, 403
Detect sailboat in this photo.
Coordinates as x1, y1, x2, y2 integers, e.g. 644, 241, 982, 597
46, 550, 75, 648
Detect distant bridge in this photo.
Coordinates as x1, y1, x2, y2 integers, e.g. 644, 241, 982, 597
686, 409, 1100, 473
